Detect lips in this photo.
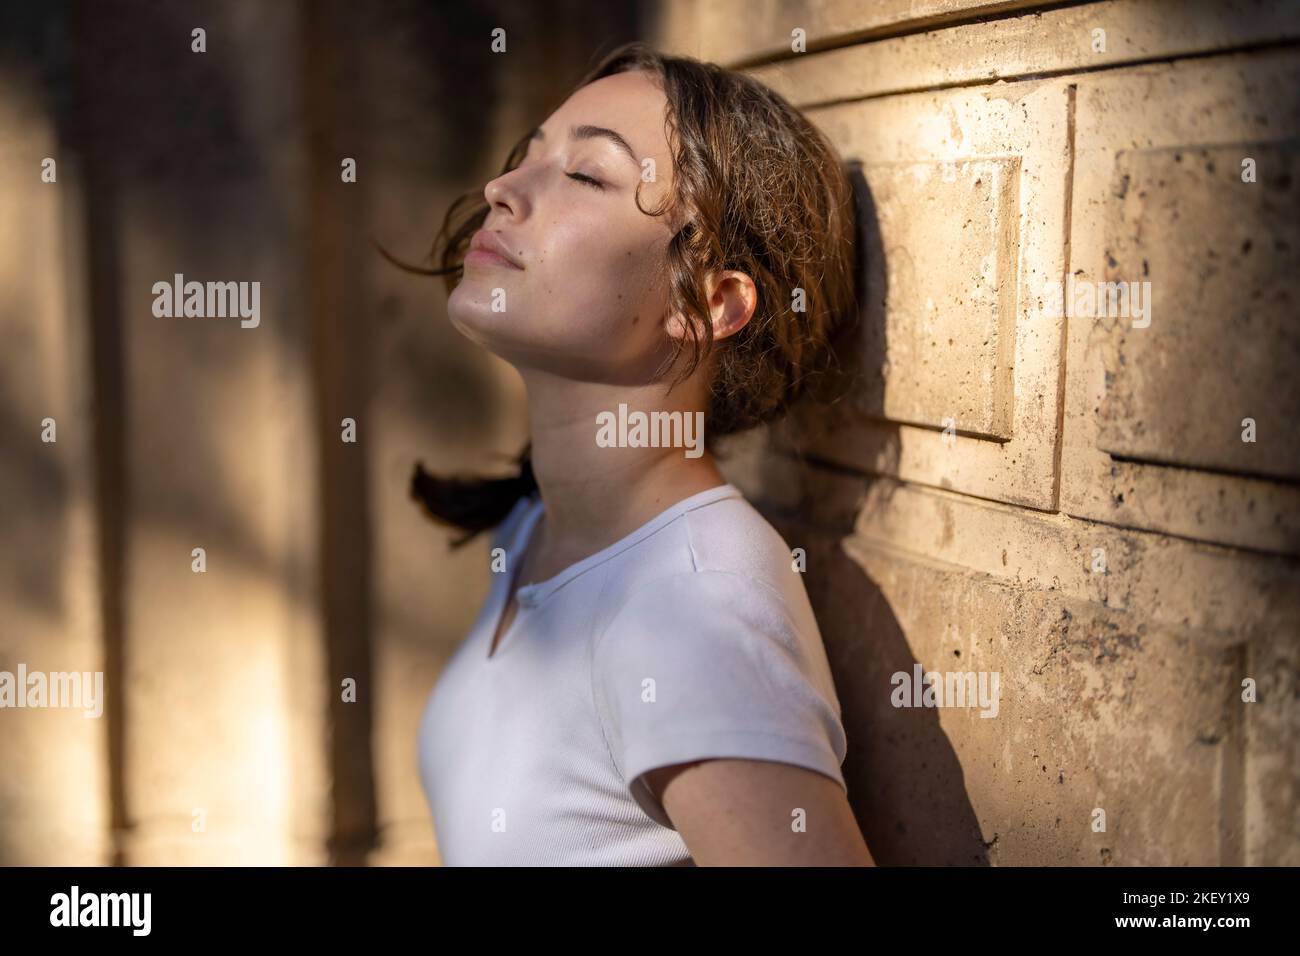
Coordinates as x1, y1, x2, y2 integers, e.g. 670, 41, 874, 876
466, 229, 525, 270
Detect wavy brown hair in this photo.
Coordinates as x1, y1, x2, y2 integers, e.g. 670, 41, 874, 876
389, 41, 858, 543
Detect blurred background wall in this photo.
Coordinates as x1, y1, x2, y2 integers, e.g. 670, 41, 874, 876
0, 0, 654, 866
1, 0, 1296, 866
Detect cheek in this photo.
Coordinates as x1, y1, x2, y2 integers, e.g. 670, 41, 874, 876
445, 206, 675, 382
535, 218, 669, 349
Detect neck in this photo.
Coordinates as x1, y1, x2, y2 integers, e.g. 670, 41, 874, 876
519, 367, 726, 559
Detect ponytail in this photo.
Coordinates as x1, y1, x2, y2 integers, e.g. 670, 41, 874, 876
409, 445, 538, 546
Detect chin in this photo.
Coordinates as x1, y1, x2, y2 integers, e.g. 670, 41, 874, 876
445, 297, 533, 364
446, 284, 501, 337
446, 307, 500, 352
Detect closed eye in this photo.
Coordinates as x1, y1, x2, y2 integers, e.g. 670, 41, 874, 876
566, 171, 605, 190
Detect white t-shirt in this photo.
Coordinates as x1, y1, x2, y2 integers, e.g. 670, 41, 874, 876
416, 482, 848, 866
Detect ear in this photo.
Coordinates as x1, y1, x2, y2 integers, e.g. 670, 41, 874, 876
665, 269, 758, 343
705, 270, 757, 341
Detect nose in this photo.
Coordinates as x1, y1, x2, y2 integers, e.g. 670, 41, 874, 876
484, 168, 529, 222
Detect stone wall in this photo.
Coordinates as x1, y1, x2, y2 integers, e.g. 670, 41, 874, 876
661, 0, 1300, 864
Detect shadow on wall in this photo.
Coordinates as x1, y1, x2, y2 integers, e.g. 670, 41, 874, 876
766, 160, 989, 865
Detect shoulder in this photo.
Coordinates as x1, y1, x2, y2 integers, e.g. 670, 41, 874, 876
592, 567, 819, 682
598, 489, 811, 623
581, 488, 848, 829
589, 492, 845, 753
681, 493, 811, 614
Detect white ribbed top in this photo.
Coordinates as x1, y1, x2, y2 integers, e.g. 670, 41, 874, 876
417, 483, 847, 866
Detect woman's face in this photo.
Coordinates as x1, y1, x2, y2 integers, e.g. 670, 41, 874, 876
446, 70, 681, 385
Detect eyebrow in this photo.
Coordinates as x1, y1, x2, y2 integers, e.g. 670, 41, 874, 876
530, 124, 640, 166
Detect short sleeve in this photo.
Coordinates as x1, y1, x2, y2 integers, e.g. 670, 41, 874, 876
591, 570, 848, 829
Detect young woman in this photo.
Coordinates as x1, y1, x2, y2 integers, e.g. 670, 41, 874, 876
406, 42, 874, 866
